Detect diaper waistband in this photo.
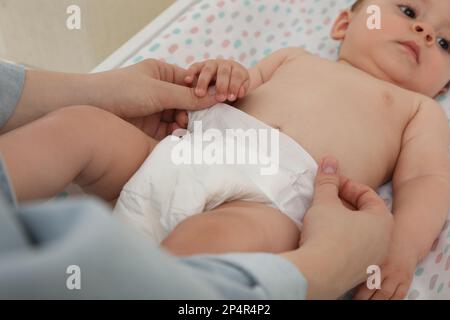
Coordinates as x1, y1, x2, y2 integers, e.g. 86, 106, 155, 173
188, 103, 318, 174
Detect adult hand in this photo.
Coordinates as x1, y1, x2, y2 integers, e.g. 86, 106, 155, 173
91, 59, 218, 140
280, 156, 393, 299
4, 60, 217, 139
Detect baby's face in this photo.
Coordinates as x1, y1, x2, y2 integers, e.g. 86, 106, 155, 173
332, 0, 450, 97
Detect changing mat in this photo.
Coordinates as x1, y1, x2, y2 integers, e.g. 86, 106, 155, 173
104, 0, 450, 299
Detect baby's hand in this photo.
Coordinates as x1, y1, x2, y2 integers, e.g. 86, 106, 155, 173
184, 59, 250, 102
353, 248, 417, 300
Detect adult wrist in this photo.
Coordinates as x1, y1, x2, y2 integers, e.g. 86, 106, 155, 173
280, 243, 349, 300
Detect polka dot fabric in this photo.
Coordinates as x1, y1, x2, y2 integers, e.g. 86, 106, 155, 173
119, 0, 450, 299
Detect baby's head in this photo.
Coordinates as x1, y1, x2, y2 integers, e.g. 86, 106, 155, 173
331, 0, 450, 98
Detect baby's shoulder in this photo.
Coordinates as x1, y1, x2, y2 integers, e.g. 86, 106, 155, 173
401, 92, 449, 136
276, 47, 311, 62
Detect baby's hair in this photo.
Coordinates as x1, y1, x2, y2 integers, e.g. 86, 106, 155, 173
351, 0, 364, 11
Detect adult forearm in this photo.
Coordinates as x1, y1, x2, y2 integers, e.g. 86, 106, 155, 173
1, 69, 100, 133
280, 241, 361, 300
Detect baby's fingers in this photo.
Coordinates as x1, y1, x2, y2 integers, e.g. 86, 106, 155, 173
175, 110, 188, 128
215, 63, 232, 102
196, 61, 218, 97
238, 79, 251, 99
228, 68, 249, 101
370, 277, 398, 300
185, 63, 203, 84
353, 283, 376, 300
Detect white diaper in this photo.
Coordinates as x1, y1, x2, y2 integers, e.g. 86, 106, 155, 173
113, 103, 318, 243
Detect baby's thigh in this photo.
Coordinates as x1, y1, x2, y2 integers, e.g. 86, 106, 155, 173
162, 200, 300, 256
57, 105, 159, 200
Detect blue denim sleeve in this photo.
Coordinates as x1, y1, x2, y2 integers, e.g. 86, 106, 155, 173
0, 160, 307, 299
0, 61, 25, 128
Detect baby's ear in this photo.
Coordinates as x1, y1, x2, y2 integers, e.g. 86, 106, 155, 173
331, 9, 353, 41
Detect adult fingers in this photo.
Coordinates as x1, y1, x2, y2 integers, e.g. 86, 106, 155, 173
153, 80, 217, 111
338, 177, 386, 212
311, 156, 340, 206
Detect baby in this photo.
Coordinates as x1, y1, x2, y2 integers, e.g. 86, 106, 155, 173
1, 0, 449, 300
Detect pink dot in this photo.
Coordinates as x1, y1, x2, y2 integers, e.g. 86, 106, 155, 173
239, 52, 247, 62
168, 44, 179, 54
217, 0, 225, 8
242, 30, 248, 37
163, 33, 171, 39
446, 256, 450, 271
265, 19, 271, 26
306, 19, 312, 24
436, 252, 443, 264
284, 31, 292, 37
207, 15, 215, 23
204, 52, 210, 59
191, 26, 199, 34
186, 55, 195, 64
222, 40, 230, 48
254, 31, 261, 38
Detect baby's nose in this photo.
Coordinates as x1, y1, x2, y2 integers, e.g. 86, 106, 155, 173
412, 22, 435, 46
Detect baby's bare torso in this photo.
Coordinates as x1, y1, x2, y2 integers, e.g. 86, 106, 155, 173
238, 53, 423, 189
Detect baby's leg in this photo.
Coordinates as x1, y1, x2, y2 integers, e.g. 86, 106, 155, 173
0, 105, 157, 202
161, 201, 300, 256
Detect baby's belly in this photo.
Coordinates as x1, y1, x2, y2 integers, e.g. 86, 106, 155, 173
238, 103, 401, 189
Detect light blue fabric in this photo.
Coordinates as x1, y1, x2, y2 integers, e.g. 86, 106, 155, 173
0, 61, 308, 299
0, 195, 307, 299
0, 61, 25, 127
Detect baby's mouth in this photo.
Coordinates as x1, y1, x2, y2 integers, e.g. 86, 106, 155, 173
398, 41, 421, 64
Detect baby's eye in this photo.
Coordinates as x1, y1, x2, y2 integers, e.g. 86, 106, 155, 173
399, 5, 417, 19
437, 37, 450, 53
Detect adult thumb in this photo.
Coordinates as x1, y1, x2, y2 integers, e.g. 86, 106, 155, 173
155, 80, 217, 111
312, 156, 341, 205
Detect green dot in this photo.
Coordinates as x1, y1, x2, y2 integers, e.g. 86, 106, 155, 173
149, 43, 160, 52
444, 244, 450, 254
415, 267, 424, 276
133, 56, 143, 63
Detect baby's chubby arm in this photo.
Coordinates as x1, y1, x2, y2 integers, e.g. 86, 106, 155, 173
247, 47, 308, 92
358, 98, 449, 299
184, 47, 307, 102
355, 97, 449, 300
391, 98, 450, 262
